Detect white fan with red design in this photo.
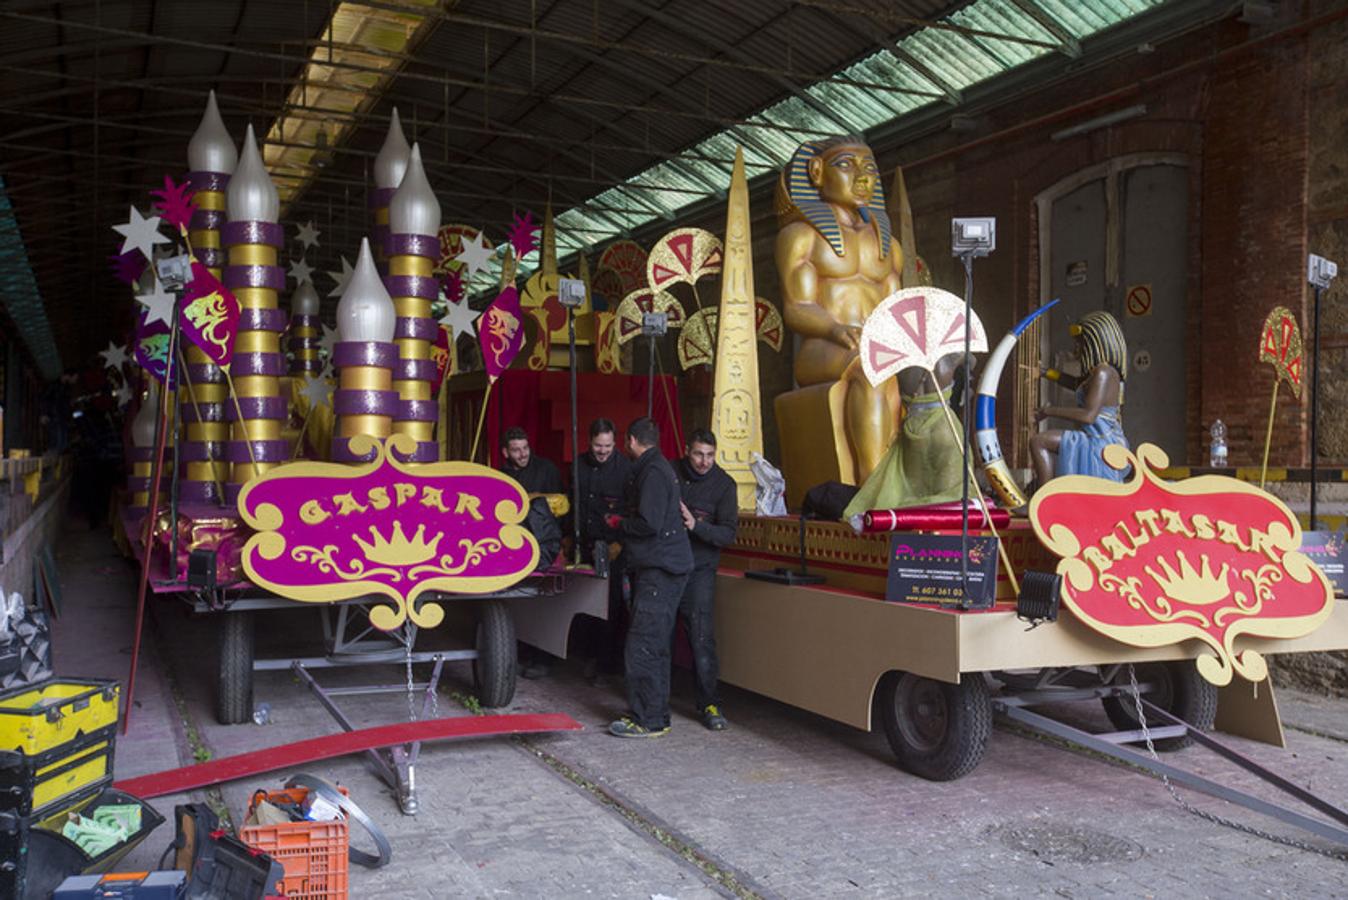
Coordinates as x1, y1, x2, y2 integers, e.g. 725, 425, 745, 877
859, 287, 987, 386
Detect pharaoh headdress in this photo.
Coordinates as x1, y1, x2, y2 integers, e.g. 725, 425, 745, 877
774, 137, 893, 260
1070, 310, 1128, 382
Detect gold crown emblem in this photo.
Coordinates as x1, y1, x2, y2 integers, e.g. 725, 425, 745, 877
1144, 551, 1231, 606
352, 522, 443, 566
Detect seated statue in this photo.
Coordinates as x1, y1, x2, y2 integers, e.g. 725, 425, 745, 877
1030, 311, 1130, 485
843, 353, 969, 519
775, 136, 912, 484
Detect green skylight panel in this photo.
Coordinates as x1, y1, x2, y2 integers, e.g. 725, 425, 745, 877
901, 27, 1006, 90
951, 2, 1057, 67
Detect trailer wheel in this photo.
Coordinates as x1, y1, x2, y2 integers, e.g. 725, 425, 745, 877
473, 600, 516, 708
217, 611, 254, 725
879, 672, 991, 781
1102, 661, 1217, 750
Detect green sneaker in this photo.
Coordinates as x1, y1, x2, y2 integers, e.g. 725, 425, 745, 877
701, 705, 728, 731
609, 718, 670, 738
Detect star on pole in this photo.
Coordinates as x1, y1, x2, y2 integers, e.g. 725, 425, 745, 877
439, 297, 480, 341
326, 256, 354, 298
289, 257, 315, 285
296, 220, 322, 250
454, 231, 494, 280
301, 374, 333, 409
99, 341, 129, 371
136, 281, 176, 326
113, 206, 172, 263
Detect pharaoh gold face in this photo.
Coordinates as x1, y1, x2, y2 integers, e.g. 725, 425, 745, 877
809, 144, 880, 210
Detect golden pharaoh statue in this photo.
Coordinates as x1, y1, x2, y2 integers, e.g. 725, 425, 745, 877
774, 137, 916, 499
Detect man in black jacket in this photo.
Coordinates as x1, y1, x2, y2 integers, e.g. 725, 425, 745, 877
500, 426, 563, 495
607, 417, 692, 738
576, 418, 632, 674
675, 429, 738, 731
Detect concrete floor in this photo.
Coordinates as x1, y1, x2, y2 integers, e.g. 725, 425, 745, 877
50, 521, 1348, 898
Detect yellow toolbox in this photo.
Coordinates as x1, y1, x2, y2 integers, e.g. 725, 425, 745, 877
0, 679, 119, 819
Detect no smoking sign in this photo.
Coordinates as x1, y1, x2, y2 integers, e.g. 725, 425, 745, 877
1126, 283, 1153, 318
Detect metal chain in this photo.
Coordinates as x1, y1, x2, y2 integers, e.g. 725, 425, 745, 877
1126, 664, 1348, 861
403, 626, 417, 723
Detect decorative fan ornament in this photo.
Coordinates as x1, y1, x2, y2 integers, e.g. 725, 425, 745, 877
1258, 306, 1304, 400
598, 240, 649, 296
614, 289, 684, 345
590, 267, 625, 311
675, 299, 785, 370
647, 228, 723, 294
859, 287, 987, 387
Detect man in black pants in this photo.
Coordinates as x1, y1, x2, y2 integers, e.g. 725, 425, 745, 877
674, 429, 738, 731
575, 418, 632, 674
607, 417, 692, 738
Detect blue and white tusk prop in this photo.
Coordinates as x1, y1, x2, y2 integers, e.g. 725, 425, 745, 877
974, 299, 1059, 510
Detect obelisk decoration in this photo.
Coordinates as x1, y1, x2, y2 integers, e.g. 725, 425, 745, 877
333, 238, 397, 462
371, 107, 411, 276
128, 379, 161, 510
710, 147, 764, 510
287, 280, 323, 375
223, 123, 288, 499
181, 90, 236, 503
383, 144, 440, 463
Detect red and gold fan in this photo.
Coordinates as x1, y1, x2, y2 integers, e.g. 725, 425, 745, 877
614, 289, 684, 345
677, 300, 785, 370
647, 228, 722, 298
598, 240, 649, 297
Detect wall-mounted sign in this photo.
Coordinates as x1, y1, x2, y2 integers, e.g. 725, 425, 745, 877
886, 533, 998, 610
1030, 443, 1335, 686
238, 434, 539, 631
1066, 260, 1088, 287
1126, 283, 1153, 318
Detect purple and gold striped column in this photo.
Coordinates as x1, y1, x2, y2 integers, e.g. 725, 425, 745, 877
332, 237, 397, 462
385, 144, 439, 463
180, 90, 236, 504
371, 107, 410, 276
223, 124, 288, 501
288, 281, 323, 375
128, 380, 161, 510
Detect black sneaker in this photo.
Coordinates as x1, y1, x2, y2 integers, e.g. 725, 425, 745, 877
701, 705, 728, 731
608, 718, 670, 738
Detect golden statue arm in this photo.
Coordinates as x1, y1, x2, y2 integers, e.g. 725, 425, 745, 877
777, 224, 853, 346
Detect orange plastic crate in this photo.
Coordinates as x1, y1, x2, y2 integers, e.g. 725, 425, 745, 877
239, 787, 349, 900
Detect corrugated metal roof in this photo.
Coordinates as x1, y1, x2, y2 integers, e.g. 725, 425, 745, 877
0, 176, 60, 377
556, 0, 1170, 253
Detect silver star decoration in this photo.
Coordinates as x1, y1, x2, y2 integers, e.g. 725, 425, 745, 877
318, 323, 338, 357
301, 374, 333, 409
99, 341, 129, 371
454, 231, 494, 280
113, 206, 171, 264
296, 220, 321, 250
326, 256, 354, 298
136, 281, 176, 326
439, 297, 479, 341
113, 384, 132, 408
289, 257, 315, 285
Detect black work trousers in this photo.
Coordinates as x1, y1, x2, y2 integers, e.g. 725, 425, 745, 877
624, 566, 689, 730
677, 564, 719, 711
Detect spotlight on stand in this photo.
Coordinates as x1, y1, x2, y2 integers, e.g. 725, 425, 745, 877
1016, 570, 1062, 628
1307, 253, 1338, 529
642, 311, 668, 418
951, 217, 996, 258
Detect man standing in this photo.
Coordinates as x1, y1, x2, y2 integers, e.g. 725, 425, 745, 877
607, 417, 692, 738
675, 429, 738, 731
576, 418, 632, 674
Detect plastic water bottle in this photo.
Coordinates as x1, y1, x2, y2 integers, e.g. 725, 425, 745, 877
1209, 420, 1228, 468
252, 702, 271, 726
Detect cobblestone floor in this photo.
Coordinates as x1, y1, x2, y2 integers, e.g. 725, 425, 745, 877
53, 525, 1348, 898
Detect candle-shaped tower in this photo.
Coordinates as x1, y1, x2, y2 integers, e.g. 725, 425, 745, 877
223, 123, 288, 499
181, 90, 236, 503
385, 143, 440, 462
287, 280, 323, 375
332, 238, 397, 461
371, 108, 410, 275
128, 379, 161, 510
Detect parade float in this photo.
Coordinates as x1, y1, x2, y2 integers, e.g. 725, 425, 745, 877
104, 92, 1348, 843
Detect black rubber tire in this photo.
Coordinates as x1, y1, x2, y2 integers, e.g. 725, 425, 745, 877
879, 672, 992, 781
217, 610, 254, 725
1102, 661, 1218, 750
473, 600, 516, 708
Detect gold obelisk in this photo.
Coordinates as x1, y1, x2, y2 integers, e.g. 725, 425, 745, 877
710, 146, 763, 511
